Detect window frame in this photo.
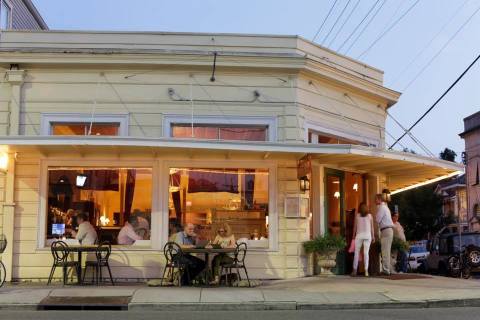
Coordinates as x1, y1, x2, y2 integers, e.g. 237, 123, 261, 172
163, 115, 277, 142
305, 120, 380, 147
161, 160, 278, 252
0, 0, 12, 30
40, 113, 129, 136
38, 159, 159, 250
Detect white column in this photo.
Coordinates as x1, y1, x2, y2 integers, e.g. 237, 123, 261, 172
6, 70, 25, 136
2, 153, 16, 281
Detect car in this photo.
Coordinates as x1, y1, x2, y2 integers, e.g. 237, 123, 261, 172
408, 245, 429, 271
422, 231, 480, 276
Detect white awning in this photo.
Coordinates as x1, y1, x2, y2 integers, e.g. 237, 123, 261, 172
0, 136, 463, 193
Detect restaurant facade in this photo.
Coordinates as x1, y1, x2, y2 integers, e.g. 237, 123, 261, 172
0, 30, 463, 282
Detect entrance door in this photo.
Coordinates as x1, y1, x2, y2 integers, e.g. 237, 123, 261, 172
325, 169, 345, 274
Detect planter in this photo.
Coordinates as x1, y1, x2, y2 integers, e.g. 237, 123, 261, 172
315, 250, 338, 275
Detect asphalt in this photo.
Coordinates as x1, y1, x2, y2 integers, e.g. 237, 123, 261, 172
1, 275, 480, 311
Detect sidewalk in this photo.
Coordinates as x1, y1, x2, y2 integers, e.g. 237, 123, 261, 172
1, 275, 480, 311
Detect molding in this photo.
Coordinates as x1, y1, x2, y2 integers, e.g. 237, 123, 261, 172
40, 113, 129, 136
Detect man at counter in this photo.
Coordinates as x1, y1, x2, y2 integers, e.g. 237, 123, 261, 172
71, 212, 97, 245
118, 215, 143, 245
171, 223, 206, 285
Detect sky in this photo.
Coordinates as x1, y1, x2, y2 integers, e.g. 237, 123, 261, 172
32, 0, 480, 160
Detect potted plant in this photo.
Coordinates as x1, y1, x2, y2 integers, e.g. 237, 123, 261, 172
303, 234, 346, 275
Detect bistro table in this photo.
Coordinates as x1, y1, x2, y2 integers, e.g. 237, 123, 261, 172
182, 247, 236, 285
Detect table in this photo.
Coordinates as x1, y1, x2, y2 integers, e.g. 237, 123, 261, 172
182, 247, 236, 285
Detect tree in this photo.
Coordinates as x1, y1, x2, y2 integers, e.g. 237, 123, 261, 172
402, 147, 416, 154
440, 148, 457, 162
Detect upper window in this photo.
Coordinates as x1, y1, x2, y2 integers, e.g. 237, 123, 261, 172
172, 124, 268, 142
41, 113, 129, 136
52, 123, 120, 136
0, 0, 12, 30
308, 130, 368, 146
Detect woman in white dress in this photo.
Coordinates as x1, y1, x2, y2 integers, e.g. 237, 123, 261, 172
352, 202, 375, 276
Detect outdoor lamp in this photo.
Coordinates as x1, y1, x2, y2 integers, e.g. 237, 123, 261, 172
299, 176, 310, 192
0, 152, 8, 173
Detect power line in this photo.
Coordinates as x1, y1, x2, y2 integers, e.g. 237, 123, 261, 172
390, 53, 480, 149
326, 0, 360, 48
400, 2, 480, 92
390, 0, 469, 87
336, 0, 382, 52
312, 0, 339, 42
357, 0, 421, 59
321, 0, 352, 45
343, 0, 387, 55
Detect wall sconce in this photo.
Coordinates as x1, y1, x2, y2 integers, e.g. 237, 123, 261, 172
353, 183, 358, 191
334, 191, 340, 199
0, 152, 8, 173
299, 176, 310, 192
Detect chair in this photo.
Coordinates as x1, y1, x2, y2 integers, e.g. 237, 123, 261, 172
161, 242, 190, 286
47, 241, 80, 285
220, 242, 251, 287
83, 242, 114, 285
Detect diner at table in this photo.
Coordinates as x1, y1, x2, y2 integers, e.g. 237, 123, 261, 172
70, 212, 97, 245
210, 223, 236, 285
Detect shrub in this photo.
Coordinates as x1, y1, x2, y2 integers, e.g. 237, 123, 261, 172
303, 234, 346, 254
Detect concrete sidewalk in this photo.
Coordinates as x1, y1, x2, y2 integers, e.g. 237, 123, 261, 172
1, 275, 480, 311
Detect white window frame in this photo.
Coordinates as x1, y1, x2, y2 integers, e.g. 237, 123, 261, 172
160, 160, 278, 252
40, 113, 129, 136
0, 0, 12, 30
305, 120, 380, 147
163, 115, 277, 142
37, 158, 160, 250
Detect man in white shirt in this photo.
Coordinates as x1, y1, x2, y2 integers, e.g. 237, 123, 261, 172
375, 193, 394, 275
118, 215, 143, 245
72, 212, 97, 245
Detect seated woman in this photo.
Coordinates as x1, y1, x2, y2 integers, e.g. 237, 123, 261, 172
211, 223, 236, 284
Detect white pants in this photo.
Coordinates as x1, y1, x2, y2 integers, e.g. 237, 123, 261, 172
380, 228, 394, 274
353, 237, 371, 272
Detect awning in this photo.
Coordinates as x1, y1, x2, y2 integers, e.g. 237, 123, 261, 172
0, 136, 463, 193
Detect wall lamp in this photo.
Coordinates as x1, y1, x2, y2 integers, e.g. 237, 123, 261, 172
299, 176, 310, 192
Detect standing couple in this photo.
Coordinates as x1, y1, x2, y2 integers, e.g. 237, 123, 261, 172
351, 192, 394, 276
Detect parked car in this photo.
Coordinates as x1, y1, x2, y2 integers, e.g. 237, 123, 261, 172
408, 245, 429, 271
422, 231, 480, 276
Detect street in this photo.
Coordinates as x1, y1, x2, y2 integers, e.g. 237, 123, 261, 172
0, 308, 479, 320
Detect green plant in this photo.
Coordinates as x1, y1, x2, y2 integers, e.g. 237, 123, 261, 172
303, 234, 346, 254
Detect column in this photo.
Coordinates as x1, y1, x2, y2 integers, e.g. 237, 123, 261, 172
6, 70, 25, 136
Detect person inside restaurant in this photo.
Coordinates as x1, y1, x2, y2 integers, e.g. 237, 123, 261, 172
171, 223, 206, 285
71, 212, 98, 245
210, 223, 236, 285
117, 215, 143, 245
133, 211, 150, 239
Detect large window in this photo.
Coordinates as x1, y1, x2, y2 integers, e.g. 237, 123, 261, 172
172, 124, 268, 141
168, 168, 269, 248
46, 167, 152, 246
0, 0, 12, 30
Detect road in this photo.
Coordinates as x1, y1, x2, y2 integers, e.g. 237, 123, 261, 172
0, 308, 478, 320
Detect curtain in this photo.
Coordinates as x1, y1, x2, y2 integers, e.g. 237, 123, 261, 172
188, 170, 239, 193
243, 169, 255, 209
124, 169, 136, 220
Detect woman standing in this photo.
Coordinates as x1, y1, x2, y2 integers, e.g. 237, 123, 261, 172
211, 223, 236, 284
352, 202, 375, 277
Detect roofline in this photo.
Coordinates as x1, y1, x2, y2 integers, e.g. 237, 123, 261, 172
23, 0, 48, 30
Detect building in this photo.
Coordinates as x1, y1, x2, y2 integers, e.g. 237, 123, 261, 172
435, 174, 467, 223
460, 111, 480, 231
0, 0, 48, 30
0, 30, 463, 282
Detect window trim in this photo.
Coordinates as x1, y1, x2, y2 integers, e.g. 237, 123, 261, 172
38, 159, 159, 250
40, 113, 129, 136
161, 160, 278, 252
305, 120, 380, 147
0, 0, 12, 30
163, 115, 277, 142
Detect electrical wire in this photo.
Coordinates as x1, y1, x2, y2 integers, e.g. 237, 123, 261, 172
343, 0, 388, 55
357, 0, 421, 59
400, 2, 480, 92
390, 52, 480, 149
321, 0, 353, 45
312, 0, 339, 42
336, 0, 382, 52
326, 0, 361, 48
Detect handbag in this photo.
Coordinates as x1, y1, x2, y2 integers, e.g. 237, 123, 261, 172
348, 239, 355, 253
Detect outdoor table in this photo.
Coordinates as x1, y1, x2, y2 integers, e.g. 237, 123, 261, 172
182, 247, 236, 285
53, 245, 107, 285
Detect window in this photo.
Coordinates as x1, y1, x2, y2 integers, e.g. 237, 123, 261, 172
46, 167, 152, 246
172, 124, 268, 141
41, 113, 129, 136
168, 167, 270, 248
308, 130, 368, 146
0, 0, 12, 30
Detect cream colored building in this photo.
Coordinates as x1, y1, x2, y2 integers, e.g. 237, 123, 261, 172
0, 30, 462, 282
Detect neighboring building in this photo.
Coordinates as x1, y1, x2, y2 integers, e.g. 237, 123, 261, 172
0, 30, 462, 282
435, 174, 467, 223
0, 0, 47, 30
460, 111, 480, 230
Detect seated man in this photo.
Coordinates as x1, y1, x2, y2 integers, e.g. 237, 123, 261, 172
171, 223, 206, 285
118, 216, 143, 245
71, 212, 97, 245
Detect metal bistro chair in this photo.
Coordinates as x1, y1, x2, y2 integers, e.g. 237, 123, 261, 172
161, 242, 190, 286
47, 241, 80, 285
220, 242, 251, 287
83, 242, 114, 285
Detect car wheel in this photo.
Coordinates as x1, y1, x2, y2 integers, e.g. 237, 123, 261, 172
467, 248, 480, 267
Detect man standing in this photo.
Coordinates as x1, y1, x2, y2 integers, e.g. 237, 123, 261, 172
71, 212, 97, 245
392, 211, 408, 273
375, 193, 394, 275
